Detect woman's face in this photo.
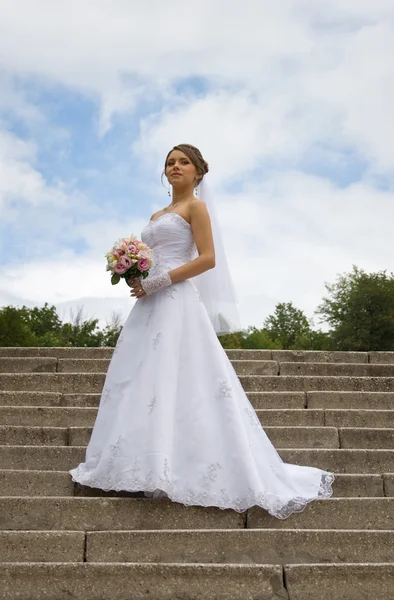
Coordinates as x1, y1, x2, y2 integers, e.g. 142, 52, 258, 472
165, 150, 198, 188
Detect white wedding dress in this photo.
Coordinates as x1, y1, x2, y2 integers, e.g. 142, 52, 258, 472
69, 212, 334, 518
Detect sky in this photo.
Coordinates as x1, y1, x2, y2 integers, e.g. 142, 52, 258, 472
0, 0, 393, 331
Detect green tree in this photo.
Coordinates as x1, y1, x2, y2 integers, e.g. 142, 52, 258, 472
264, 302, 311, 349
243, 326, 282, 349
219, 331, 246, 349
0, 306, 37, 346
101, 312, 123, 347
60, 307, 104, 347
19, 303, 62, 340
315, 265, 394, 351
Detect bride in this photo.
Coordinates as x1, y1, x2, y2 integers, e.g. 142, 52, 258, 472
69, 143, 334, 518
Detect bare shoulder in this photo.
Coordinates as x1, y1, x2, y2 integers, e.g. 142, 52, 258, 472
150, 209, 162, 221
189, 198, 209, 218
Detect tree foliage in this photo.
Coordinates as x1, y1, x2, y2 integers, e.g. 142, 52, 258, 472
0, 303, 123, 348
1, 266, 393, 350
315, 265, 394, 351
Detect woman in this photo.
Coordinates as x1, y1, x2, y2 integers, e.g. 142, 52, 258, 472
69, 144, 334, 518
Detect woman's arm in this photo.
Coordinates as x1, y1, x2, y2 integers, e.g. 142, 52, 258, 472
169, 200, 216, 284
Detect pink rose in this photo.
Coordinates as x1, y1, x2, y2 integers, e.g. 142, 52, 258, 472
126, 244, 138, 255
114, 261, 128, 274
119, 255, 132, 270
139, 249, 151, 260
113, 249, 124, 258
137, 258, 149, 272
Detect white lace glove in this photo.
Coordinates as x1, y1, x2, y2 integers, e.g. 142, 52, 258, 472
141, 272, 172, 295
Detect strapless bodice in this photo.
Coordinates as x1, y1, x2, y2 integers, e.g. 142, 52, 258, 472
141, 212, 196, 277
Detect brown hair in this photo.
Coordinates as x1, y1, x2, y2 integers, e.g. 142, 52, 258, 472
163, 144, 209, 186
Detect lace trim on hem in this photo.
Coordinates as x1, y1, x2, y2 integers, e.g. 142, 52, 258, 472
69, 470, 335, 520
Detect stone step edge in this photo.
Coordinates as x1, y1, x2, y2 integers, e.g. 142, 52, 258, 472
2, 527, 393, 532
6, 357, 394, 366
1, 496, 392, 501
2, 425, 393, 430
1, 561, 392, 600
3, 445, 394, 451
5, 373, 394, 380
2, 468, 392, 475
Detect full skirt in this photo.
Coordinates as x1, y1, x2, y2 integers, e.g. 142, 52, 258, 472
69, 279, 334, 518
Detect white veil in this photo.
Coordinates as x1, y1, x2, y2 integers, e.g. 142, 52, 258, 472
191, 177, 243, 336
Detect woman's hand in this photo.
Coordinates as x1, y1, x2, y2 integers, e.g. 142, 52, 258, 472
128, 277, 147, 299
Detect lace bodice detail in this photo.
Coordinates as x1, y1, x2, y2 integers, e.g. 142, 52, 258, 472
141, 213, 196, 278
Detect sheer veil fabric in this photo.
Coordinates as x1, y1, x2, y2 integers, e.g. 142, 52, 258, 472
192, 177, 243, 335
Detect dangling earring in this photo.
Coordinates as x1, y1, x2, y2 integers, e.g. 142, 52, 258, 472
194, 180, 199, 197
167, 185, 171, 197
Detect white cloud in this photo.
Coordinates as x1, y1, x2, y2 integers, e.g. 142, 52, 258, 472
0, 0, 393, 173
1, 0, 394, 334
0, 129, 69, 213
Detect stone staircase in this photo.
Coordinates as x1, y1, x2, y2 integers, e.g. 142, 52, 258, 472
0, 346, 393, 599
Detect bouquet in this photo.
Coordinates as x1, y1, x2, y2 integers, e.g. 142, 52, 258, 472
106, 235, 153, 285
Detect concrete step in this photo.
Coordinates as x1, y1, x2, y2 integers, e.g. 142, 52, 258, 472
340, 428, 394, 449
1, 497, 393, 531
2, 406, 394, 429
1, 389, 394, 410
0, 357, 280, 376
307, 391, 394, 409
247, 498, 394, 530
85, 529, 394, 564
4, 373, 394, 394
281, 362, 394, 377
1, 445, 393, 473
0, 425, 341, 449
6, 356, 394, 378
284, 563, 394, 600
2, 562, 394, 600
0, 391, 102, 407
3, 425, 394, 449
57, 358, 280, 376
0, 470, 76, 496
0, 497, 246, 531
1, 529, 393, 565
1, 470, 391, 498
0, 562, 285, 600
0, 347, 379, 363
272, 350, 370, 364
1, 562, 392, 600
0, 406, 99, 427
0, 531, 85, 563
0, 358, 58, 373
55, 358, 394, 377
0, 347, 116, 359
1, 470, 389, 498
242, 376, 394, 393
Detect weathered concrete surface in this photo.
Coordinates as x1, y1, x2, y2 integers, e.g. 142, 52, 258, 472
0, 563, 286, 600
1, 446, 393, 473
281, 362, 394, 377
0, 357, 57, 373
339, 427, 394, 449
86, 529, 394, 564
285, 563, 394, 600
307, 390, 394, 409
0, 470, 385, 498
0, 497, 245, 531
0, 469, 74, 496
0, 531, 84, 562
248, 498, 394, 530
4, 372, 394, 394
67, 425, 340, 449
